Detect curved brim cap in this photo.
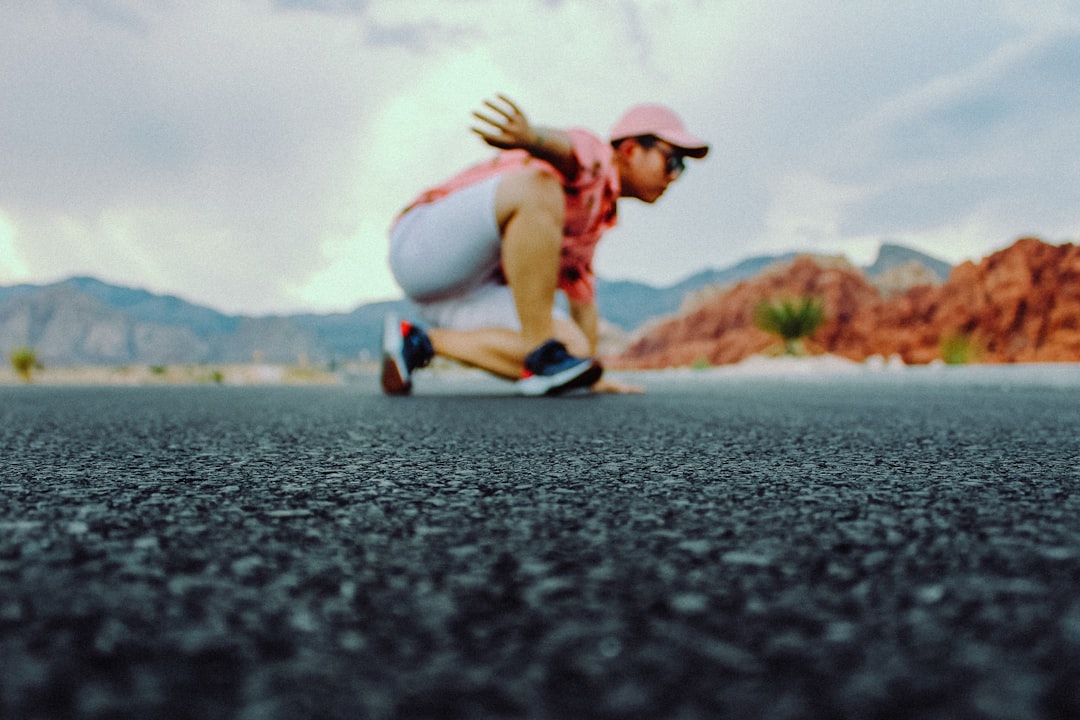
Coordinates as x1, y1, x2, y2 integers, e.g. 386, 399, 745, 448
609, 103, 709, 158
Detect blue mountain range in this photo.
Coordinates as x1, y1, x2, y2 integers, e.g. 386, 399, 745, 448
0, 244, 950, 366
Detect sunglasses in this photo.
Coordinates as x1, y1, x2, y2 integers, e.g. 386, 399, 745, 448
637, 137, 686, 176
660, 148, 686, 177
630, 137, 686, 178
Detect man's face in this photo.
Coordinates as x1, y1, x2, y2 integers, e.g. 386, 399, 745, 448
621, 139, 685, 203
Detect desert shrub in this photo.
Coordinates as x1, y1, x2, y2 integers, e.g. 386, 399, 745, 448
10, 347, 41, 382
753, 296, 826, 355
940, 333, 981, 365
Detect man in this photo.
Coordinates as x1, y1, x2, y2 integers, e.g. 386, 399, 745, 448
382, 94, 708, 396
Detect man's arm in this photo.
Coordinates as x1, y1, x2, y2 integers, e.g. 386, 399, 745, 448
569, 299, 645, 394
471, 94, 580, 179
569, 299, 600, 354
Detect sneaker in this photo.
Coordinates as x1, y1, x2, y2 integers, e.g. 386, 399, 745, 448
516, 339, 603, 396
381, 314, 434, 395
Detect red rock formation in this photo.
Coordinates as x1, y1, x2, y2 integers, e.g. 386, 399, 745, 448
929, 238, 1080, 362
610, 238, 1080, 368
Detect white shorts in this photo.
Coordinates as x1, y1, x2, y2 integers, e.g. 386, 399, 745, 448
389, 176, 567, 331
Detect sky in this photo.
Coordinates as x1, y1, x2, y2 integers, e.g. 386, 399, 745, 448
2, 0, 1079, 316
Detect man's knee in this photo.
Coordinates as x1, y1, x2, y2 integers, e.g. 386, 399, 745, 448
494, 168, 565, 231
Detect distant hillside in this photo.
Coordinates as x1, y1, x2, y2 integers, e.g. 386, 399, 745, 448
0, 277, 412, 366
0, 244, 951, 366
613, 237, 1077, 367
597, 244, 950, 330
865, 243, 951, 281
594, 253, 801, 331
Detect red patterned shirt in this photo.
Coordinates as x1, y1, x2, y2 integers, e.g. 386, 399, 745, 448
395, 128, 620, 304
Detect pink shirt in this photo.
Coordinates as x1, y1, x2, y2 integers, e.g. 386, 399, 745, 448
396, 128, 620, 304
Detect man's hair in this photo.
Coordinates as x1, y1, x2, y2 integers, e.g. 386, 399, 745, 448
611, 134, 660, 150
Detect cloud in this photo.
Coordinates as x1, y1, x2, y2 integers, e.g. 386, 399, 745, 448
273, 0, 373, 12
765, 173, 875, 248
1, 1, 397, 311
54, 0, 153, 32
1, 0, 1078, 313
0, 212, 29, 277
816, 25, 1080, 255
845, 29, 1080, 165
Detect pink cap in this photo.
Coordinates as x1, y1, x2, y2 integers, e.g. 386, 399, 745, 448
609, 104, 709, 158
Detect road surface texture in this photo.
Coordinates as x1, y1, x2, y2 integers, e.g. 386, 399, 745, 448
2, 366, 1080, 719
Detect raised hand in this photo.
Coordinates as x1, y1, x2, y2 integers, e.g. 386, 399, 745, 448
471, 94, 536, 151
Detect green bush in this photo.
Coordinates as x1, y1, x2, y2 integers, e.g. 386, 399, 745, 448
10, 347, 41, 382
940, 333, 981, 365
753, 297, 826, 356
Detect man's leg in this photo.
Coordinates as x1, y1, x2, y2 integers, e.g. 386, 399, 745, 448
422, 167, 571, 378
492, 167, 602, 395
388, 168, 598, 391
493, 167, 566, 351
429, 318, 590, 380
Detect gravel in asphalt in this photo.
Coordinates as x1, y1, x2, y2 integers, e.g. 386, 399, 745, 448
2, 368, 1079, 719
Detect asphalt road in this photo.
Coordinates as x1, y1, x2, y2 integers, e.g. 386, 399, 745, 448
2, 368, 1080, 719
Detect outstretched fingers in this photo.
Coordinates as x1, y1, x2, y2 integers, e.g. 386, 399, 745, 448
470, 94, 530, 149
471, 109, 504, 133
493, 94, 522, 116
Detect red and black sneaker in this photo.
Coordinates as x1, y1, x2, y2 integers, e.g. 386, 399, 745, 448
516, 339, 602, 396
380, 314, 435, 395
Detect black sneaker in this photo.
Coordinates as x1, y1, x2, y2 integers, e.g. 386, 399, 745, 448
516, 339, 603, 396
381, 314, 434, 395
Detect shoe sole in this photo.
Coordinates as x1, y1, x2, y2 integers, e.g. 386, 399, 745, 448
380, 314, 411, 396
517, 360, 603, 397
